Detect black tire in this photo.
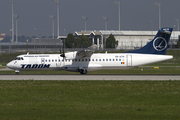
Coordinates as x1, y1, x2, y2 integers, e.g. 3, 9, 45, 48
80, 69, 87, 74
15, 72, 19, 75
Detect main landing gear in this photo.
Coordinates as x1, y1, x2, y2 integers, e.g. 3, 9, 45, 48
79, 69, 87, 75
15, 70, 19, 75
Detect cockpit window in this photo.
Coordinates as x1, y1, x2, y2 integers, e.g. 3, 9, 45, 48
15, 57, 24, 60
15, 57, 19, 60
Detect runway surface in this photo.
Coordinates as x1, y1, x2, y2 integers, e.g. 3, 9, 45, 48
0, 75, 180, 80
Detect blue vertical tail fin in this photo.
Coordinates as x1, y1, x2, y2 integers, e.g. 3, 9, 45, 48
126, 27, 173, 55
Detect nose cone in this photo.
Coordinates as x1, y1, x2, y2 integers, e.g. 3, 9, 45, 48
6, 62, 11, 69
6, 61, 14, 69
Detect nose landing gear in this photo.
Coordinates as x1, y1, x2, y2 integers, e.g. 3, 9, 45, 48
15, 70, 19, 75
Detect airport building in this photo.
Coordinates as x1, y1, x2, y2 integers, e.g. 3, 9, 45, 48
21, 30, 180, 51
75, 30, 180, 50
0, 30, 179, 54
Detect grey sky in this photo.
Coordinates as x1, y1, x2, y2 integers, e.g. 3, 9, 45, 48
0, 0, 180, 36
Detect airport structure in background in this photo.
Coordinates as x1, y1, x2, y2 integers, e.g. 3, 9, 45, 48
75, 30, 180, 50
0, 30, 180, 54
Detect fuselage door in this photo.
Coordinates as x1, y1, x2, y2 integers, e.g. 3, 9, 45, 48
126, 55, 132, 66
56, 56, 61, 67
41, 58, 45, 64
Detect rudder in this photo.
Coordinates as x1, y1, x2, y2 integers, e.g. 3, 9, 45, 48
126, 27, 173, 55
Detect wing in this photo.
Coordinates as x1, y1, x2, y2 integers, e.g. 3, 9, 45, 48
64, 49, 93, 59
76, 49, 93, 58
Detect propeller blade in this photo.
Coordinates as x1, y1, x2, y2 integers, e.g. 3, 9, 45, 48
59, 42, 62, 58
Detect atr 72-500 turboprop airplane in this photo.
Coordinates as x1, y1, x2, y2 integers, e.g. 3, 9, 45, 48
7, 27, 173, 74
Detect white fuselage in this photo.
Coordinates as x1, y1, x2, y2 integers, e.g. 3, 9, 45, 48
7, 53, 173, 72
6, 27, 174, 74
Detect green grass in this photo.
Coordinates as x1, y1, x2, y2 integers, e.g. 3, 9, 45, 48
0, 80, 180, 120
0, 66, 6, 69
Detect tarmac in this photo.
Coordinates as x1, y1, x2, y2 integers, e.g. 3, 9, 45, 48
1, 67, 180, 81
0, 75, 180, 80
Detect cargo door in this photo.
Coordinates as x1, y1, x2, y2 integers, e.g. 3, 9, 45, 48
126, 55, 132, 66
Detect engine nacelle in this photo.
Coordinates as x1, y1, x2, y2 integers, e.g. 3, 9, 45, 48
64, 51, 78, 60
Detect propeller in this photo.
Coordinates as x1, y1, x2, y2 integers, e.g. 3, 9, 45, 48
60, 38, 65, 58
58, 36, 66, 67
60, 42, 62, 54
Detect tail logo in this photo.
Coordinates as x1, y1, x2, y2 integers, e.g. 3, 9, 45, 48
153, 37, 167, 51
